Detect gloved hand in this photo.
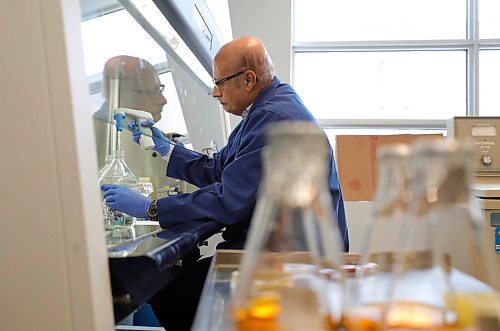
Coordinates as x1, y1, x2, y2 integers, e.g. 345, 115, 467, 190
101, 184, 152, 219
128, 119, 172, 156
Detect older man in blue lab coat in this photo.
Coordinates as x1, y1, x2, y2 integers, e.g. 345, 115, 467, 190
102, 35, 349, 330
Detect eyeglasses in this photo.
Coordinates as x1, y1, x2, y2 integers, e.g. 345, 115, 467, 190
148, 84, 165, 95
133, 84, 165, 95
213, 70, 246, 89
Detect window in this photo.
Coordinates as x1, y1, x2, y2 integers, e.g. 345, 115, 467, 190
294, 0, 466, 42
479, 50, 500, 116
293, 0, 500, 132
294, 51, 466, 120
479, 0, 500, 38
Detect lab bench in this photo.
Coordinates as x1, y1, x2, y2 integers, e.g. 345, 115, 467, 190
191, 250, 496, 331
106, 220, 223, 324
191, 250, 241, 331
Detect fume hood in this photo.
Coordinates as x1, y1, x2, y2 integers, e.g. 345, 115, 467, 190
79, 0, 231, 324
81, 0, 228, 163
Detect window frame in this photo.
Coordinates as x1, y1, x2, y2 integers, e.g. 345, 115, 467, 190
291, 0, 500, 131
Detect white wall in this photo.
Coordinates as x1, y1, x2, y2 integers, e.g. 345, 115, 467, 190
227, 0, 370, 252
0, 1, 114, 330
226, 0, 292, 131
228, 0, 292, 83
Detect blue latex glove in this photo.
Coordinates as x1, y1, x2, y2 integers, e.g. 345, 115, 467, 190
101, 184, 152, 219
128, 119, 171, 156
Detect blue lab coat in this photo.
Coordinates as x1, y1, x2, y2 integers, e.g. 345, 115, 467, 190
157, 77, 349, 251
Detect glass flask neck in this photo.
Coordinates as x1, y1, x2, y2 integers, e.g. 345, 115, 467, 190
373, 154, 412, 216
98, 149, 137, 186
111, 149, 125, 160
412, 148, 471, 215
263, 123, 330, 208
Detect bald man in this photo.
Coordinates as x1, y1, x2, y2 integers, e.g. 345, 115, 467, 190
94, 55, 181, 199
102, 37, 349, 330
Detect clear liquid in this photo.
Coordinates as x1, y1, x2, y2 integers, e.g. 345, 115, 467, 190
102, 198, 136, 228
99, 137, 137, 229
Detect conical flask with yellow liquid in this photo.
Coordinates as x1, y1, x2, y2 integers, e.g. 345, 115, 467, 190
230, 122, 346, 331
344, 139, 500, 331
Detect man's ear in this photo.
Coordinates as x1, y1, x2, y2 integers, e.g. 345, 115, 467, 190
244, 70, 258, 91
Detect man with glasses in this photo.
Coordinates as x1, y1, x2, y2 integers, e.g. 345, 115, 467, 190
101, 37, 349, 330
94, 55, 183, 200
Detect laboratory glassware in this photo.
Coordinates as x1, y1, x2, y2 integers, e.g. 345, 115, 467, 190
383, 139, 496, 331
230, 121, 345, 331
98, 149, 138, 228
98, 154, 113, 177
137, 177, 154, 199
105, 227, 137, 257
342, 144, 413, 330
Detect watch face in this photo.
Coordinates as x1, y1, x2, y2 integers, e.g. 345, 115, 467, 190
148, 200, 158, 221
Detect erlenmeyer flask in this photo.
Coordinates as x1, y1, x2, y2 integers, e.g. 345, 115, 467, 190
383, 139, 498, 330
230, 122, 345, 331
98, 149, 138, 228
343, 144, 413, 331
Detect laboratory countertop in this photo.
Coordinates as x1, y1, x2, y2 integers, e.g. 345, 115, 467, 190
106, 220, 223, 323
191, 250, 495, 331
192, 250, 240, 331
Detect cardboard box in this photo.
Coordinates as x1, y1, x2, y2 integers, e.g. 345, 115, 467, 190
336, 134, 443, 201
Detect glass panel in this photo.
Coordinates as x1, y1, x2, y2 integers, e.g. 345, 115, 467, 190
479, 0, 500, 39
80, 0, 226, 199
294, 51, 466, 120
205, 0, 233, 42
479, 50, 500, 116
80, 6, 177, 177
294, 0, 466, 42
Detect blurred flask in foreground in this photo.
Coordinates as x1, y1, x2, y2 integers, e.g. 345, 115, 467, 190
344, 139, 499, 331
229, 121, 346, 331
343, 144, 413, 330
386, 139, 497, 330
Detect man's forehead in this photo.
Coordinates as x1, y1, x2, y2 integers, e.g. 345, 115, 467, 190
120, 73, 160, 87
214, 50, 240, 69
213, 62, 239, 78
131, 68, 158, 79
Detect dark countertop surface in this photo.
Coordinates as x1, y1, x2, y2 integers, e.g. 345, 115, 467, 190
106, 220, 223, 323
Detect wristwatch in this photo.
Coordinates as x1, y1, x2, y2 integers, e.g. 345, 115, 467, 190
147, 199, 159, 222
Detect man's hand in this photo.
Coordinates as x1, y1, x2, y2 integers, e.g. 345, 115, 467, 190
128, 119, 171, 156
101, 184, 152, 218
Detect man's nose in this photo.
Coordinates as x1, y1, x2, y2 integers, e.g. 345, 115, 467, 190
158, 93, 167, 105
211, 86, 221, 97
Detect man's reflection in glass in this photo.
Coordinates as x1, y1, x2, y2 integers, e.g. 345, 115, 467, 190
93, 55, 174, 198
